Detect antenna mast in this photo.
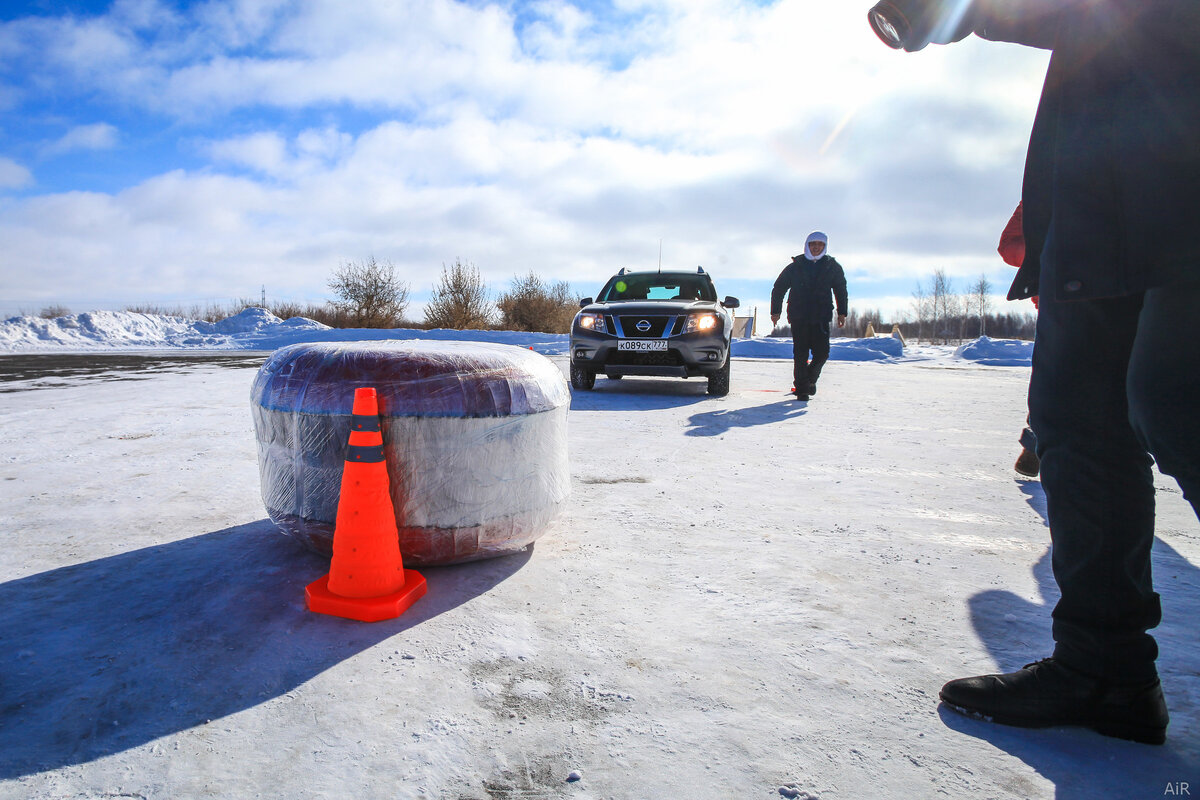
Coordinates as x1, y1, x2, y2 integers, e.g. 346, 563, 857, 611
658, 239, 662, 272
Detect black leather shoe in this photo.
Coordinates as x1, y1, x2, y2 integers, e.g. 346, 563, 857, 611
940, 658, 1168, 745
807, 382, 818, 396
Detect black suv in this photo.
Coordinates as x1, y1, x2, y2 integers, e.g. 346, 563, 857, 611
570, 267, 740, 396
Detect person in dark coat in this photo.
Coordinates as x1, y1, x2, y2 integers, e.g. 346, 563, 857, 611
769, 232, 848, 400
936, 0, 1200, 745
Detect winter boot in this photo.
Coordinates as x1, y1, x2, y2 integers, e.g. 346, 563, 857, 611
807, 365, 823, 397
940, 657, 1168, 745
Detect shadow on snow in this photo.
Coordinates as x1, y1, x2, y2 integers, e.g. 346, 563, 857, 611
1016, 478, 1049, 526
0, 520, 530, 779
684, 398, 807, 436
945, 521, 1200, 799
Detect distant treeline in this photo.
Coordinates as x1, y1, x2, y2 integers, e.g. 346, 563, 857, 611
37, 262, 1037, 342
846, 267, 1035, 343
118, 257, 583, 334
839, 307, 1037, 344
769, 267, 1037, 343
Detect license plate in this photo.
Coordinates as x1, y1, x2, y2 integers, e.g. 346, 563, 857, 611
618, 339, 667, 351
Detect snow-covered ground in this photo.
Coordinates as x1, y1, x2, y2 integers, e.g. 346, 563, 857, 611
1, 311, 1197, 799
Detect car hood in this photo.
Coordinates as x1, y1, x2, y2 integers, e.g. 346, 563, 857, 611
582, 300, 725, 315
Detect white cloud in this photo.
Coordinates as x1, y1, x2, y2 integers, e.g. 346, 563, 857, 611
0, 0, 1053, 319
193, 0, 291, 49
518, 1, 594, 60
0, 157, 32, 189
206, 126, 354, 180
44, 123, 120, 155
206, 131, 289, 175
44, 16, 140, 74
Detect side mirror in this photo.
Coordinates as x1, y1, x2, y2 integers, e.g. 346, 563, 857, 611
724, 296, 740, 309
579, 297, 593, 308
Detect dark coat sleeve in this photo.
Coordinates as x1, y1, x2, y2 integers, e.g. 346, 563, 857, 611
992, 0, 1200, 301
973, 0, 1066, 49
830, 259, 848, 317
770, 265, 792, 316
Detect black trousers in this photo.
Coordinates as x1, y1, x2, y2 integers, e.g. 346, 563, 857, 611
789, 320, 831, 390
1030, 277, 1200, 682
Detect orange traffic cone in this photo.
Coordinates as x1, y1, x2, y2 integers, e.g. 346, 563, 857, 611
306, 387, 427, 622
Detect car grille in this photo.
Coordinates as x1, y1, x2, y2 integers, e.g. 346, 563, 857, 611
608, 350, 684, 367
615, 315, 677, 338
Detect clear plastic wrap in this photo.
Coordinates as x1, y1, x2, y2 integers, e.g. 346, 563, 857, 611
250, 341, 570, 565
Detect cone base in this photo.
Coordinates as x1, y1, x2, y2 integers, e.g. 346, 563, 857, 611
306, 570, 427, 622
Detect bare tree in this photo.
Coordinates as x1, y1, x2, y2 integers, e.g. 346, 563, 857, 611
931, 268, 956, 344
954, 292, 968, 343
843, 307, 884, 337
845, 308, 861, 337
496, 271, 579, 333
894, 308, 1037, 343
38, 304, 71, 319
862, 307, 883, 337
328, 256, 410, 328
424, 258, 493, 330
972, 274, 993, 337
910, 283, 931, 343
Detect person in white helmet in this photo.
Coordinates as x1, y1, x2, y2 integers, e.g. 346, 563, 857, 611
769, 231, 848, 400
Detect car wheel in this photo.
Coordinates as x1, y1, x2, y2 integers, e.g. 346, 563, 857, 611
570, 362, 596, 390
707, 356, 730, 396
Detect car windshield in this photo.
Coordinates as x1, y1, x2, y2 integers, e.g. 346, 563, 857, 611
597, 274, 716, 303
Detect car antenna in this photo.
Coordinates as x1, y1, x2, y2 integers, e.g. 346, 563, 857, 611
658, 239, 663, 273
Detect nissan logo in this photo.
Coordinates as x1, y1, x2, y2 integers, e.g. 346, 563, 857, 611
636, 320, 651, 332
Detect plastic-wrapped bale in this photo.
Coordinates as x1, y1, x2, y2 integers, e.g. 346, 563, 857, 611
250, 341, 570, 565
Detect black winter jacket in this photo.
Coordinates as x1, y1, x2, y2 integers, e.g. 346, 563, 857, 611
975, 0, 1200, 302
770, 255, 849, 324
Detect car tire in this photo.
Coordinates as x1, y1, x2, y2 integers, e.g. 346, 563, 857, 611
707, 356, 731, 396
570, 362, 596, 391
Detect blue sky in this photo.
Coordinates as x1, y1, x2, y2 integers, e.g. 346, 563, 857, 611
0, 0, 1049, 326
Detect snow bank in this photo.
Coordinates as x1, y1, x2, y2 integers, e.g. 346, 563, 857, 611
0, 308, 575, 354
0, 308, 329, 351
954, 336, 1034, 367
0, 310, 214, 350
193, 306, 327, 336
734, 335, 903, 361
0, 307, 1032, 365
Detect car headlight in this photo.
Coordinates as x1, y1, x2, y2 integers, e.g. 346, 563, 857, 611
577, 312, 606, 333
685, 313, 718, 334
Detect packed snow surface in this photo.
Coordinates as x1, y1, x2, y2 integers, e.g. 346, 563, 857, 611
1, 311, 1196, 800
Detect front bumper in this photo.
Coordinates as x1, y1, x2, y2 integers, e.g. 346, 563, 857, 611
570, 328, 729, 378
